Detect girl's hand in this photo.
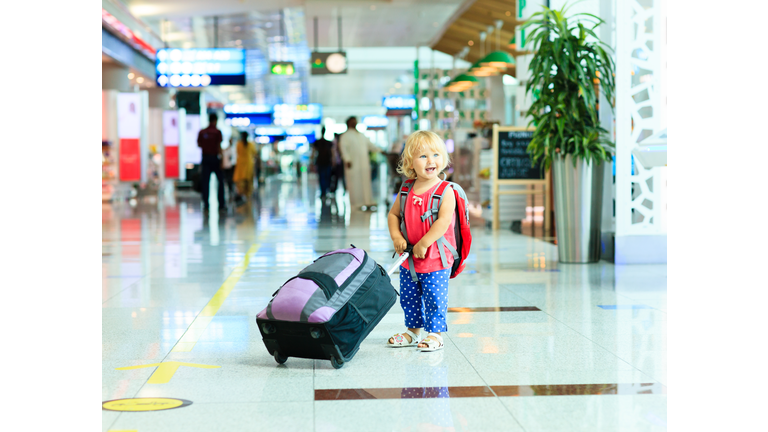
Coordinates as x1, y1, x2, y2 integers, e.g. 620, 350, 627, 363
413, 241, 428, 259
393, 237, 407, 255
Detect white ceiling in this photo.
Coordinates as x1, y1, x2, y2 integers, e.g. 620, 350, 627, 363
117, 0, 473, 111
304, 0, 464, 48
125, 0, 304, 19
126, 0, 466, 48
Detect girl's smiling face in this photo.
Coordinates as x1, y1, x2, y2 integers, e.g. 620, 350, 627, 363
411, 146, 443, 180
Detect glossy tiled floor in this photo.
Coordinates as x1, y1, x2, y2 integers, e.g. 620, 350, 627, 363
102, 174, 666, 432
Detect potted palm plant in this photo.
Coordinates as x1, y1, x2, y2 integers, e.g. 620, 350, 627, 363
521, 3, 615, 263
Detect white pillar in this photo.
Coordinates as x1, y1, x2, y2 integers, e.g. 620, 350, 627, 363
614, 0, 667, 263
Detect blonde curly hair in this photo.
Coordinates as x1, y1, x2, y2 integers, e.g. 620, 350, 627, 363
396, 131, 451, 179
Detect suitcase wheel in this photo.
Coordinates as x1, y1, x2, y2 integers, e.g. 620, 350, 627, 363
274, 351, 288, 365
330, 356, 344, 369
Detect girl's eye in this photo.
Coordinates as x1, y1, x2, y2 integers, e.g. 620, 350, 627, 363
419, 155, 426, 158
434, 154, 439, 157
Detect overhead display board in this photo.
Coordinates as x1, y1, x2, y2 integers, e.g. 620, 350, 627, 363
311, 52, 347, 75
155, 48, 245, 88
362, 115, 389, 129
270, 62, 295, 75
273, 104, 323, 125
223, 103, 274, 126
383, 95, 416, 116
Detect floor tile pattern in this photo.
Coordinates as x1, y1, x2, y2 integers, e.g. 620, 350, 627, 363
102, 175, 667, 432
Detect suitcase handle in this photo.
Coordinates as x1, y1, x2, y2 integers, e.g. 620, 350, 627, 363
387, 252, 409, 276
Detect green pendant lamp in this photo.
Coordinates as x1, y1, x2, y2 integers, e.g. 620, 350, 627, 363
467, 61, 499, 77
480, 51, 516, 70
445, 74, 479, 92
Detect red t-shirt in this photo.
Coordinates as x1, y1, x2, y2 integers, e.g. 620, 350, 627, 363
401, 181, 457, 273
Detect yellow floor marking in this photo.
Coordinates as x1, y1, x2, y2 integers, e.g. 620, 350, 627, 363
171, 241, 261, 352
116, 361, 220, 384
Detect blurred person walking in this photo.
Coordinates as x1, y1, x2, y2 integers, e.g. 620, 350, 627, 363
234, 131, 258, 201
312, 127, 335, 198
338, 117, 382, 211
330, 132, 345, 195
198, 112, 226, 212
221, 136, 237, 202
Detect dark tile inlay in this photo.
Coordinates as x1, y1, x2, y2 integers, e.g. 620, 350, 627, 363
492, 383, 667, 396
447, 306, 541, 313
315, 386, 494, 401
315, 383, 665, 401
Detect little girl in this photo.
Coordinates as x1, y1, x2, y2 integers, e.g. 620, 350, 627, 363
386, 131, 456, 352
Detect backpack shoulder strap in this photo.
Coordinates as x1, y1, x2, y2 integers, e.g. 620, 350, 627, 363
398, 179, 419, 282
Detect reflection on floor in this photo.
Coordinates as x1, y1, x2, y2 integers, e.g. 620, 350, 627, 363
103, 175, 667, 432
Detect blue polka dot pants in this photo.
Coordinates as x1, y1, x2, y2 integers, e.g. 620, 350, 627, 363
399, 268, 450, 333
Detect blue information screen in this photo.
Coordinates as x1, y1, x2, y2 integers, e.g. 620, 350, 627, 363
155, 48, 246, 87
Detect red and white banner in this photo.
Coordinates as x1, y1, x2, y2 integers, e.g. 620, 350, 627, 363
163, 111, 180, 178
118, 93, 142, 182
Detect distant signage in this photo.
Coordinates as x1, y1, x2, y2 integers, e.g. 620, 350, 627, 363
497, 131, 543, 180
383, 95, 416, 116
311, 52, 347, 75
224, 104, 272, 115
362, 115, 389, 129
270, 62, 295, 75
273, 104, 323, 125
155, 48, 245, 87
102, 9, 156, 58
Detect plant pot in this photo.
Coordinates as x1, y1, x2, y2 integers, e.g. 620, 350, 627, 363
552, 154, 604, 263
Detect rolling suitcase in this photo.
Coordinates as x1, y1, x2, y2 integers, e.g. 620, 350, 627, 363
256, 246, 408, 369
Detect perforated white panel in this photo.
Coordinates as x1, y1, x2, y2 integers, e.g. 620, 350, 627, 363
615, 0, 666, 236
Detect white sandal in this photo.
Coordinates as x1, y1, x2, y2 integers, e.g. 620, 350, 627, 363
386, 330, 422, 348
417, 333, 444, 352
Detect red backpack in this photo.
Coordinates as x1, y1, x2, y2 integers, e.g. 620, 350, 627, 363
398, 178, 472, 282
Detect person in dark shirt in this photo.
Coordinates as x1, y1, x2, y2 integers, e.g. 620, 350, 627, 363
312, 127, 334, 198
197, 112, 226, 212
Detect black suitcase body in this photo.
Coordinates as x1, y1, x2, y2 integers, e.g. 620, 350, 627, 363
256, 247, 400, 369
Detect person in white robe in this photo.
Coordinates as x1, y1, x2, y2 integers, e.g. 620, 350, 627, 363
338, 117, 382, 210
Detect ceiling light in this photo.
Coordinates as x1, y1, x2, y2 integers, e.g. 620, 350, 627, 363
467, 61, 499, 77
136, 77, 144, 84
480, 51, 516, 69
370, 5, 376, 10
468, 40, 474, 46
506, 11, 511, 16
394, 82, 401, 88
433, 22, 438, 27
127, 73, 135, 79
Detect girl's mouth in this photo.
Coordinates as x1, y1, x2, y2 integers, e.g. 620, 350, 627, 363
426, 167, 436, 173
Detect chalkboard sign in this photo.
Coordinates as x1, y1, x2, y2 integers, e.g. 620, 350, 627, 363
497, 130, 544, 180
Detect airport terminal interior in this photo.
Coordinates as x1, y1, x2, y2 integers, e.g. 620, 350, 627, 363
102, 0, 669, 431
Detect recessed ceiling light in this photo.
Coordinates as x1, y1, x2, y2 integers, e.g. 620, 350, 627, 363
136, 77, 144, 83
505, 11, 511, 16
468, 40, 474, 46
127, 73, 135, 79
394, 82, 401, 88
